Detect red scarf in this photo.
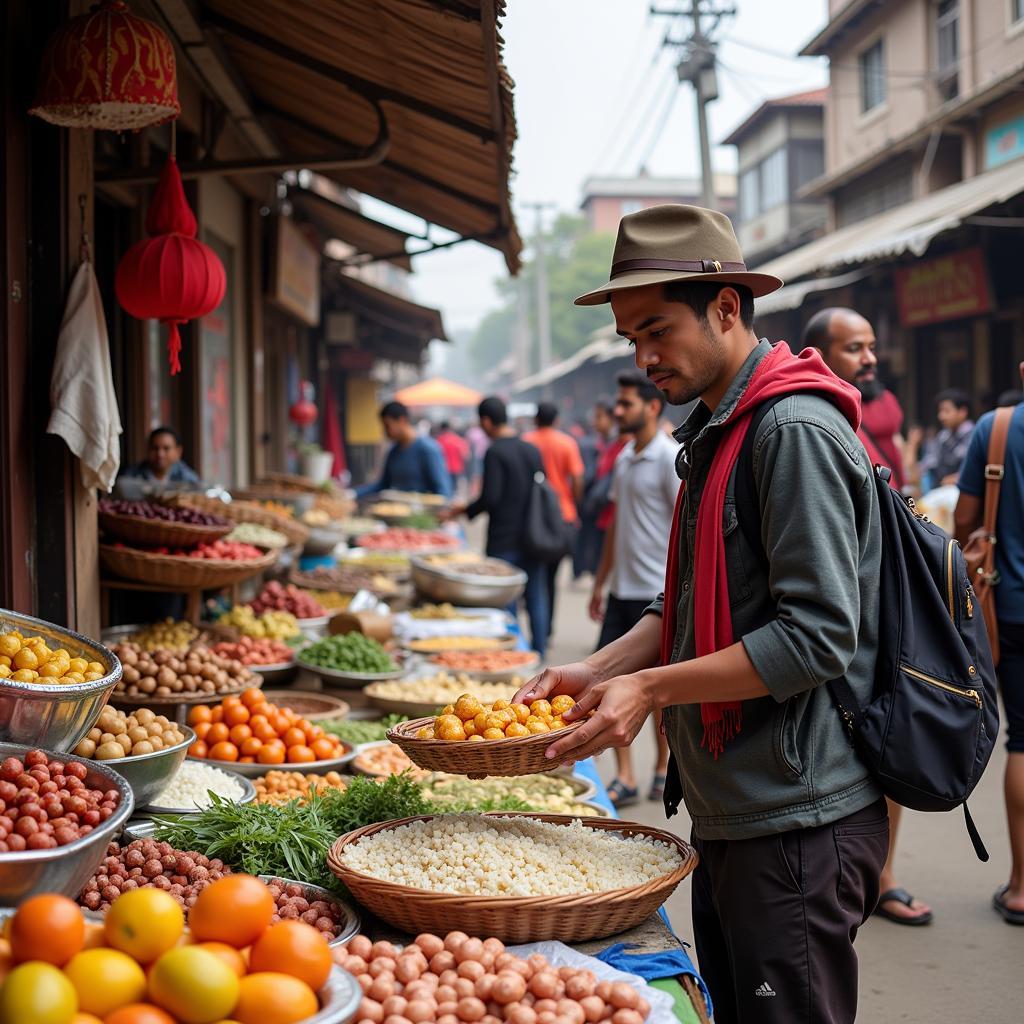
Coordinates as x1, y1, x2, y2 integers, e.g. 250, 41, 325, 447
659, 343, 862, 757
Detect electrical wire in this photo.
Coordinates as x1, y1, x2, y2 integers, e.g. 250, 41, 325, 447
636, 81, 681, 170
607, 65, 680, 173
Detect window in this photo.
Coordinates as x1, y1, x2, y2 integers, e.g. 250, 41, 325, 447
620, 199, 643, 215
739, 167, 760, 222
760, 148, 788, 211
936, 0, 959, 99
1014, 0, 1024, 24
791, 141, 824, 193
836, 162, 913, 226
859, 39, 886, 112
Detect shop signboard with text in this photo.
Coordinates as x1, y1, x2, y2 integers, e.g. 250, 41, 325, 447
894, 247, 992, 328
270, 217, 321, 327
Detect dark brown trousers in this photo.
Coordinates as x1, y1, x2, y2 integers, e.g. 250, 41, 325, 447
691, 798, 888, 1024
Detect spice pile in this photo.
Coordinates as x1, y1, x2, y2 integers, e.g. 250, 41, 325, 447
429, 651, 538, 671
73, 706, 186, 759
299, 633, 398, 675
110, 641, 257, 699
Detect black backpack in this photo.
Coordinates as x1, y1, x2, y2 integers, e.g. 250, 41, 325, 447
735, 395, 1000, 861
522, 471, 573, 563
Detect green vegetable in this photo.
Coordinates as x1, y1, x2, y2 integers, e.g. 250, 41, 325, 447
399, 512, 437, 530
315, 714, 407, 746
299, 632, 397, 673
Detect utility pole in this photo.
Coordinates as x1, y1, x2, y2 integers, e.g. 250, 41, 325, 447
524, 202, 556, 396
651, 1, 735, 210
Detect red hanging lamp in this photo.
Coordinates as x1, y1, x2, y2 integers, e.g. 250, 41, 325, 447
29, 0, 179, 131
289, 381, 319, 429
115, 155, 225, 375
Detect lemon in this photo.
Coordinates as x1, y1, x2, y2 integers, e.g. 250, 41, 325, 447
104, 888, 183, 963
0, 961, 77, 1024
149, 946, 240, 1024
63, 949, 146, 1017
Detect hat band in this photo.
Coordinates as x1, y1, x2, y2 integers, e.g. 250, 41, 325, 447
610, 257, 748, 278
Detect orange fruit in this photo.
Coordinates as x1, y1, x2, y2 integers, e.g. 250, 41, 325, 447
206, 723, 229, 744
232, 972, 318, 1024
208, 742, 239, 762
249, 922, 331, 991
224, 705, 249, 728
10, 893, 85, 966
189, 875, 274, 949
192, 722, 212, 741
250, 718, 276, 742
209, 707, 223, 723
104, 889, 183, 964
256, 744, 285, 765
247, 703, 272, 720
282, 728, 305, 750
238, 756, 255, 764
286, 745, 315, 764
188, 740, 209, 759
188, 706, 212, 725
240, 688, 263, 708
104, 1004, 176, 1024
64, 948, 146, 1017
148, 947, 239, 1024
194, 943, 246, 978
239, 737, 263, 757
72, 1015, 104, 1024
310, 738, 334, 760
228, 724, 252, 745
221, 695, 242, 708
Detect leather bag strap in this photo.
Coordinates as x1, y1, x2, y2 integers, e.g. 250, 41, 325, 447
981, 408, 1013, 544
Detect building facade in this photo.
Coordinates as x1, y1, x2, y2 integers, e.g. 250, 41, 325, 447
580, 172, 736, 233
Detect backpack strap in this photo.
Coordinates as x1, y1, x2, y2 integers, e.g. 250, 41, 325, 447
980, 407, 1013, 562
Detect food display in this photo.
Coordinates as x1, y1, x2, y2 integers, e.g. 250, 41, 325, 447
302, 508, 332, 526
73, 706, 185, 759
0, 751, 122, 851
429, 650, 541, 672
110, 642, 257, 699
339, 552, 411, 573
187, 690, 347, 765
409, 603, 486, 620
20, 874, 337, 1023
99, 498, 230, 526
407, 636, 512, 653
0, 631, 106, 684
263, 878, 355, 940
292, 565, 400, 596
367, 674, 515, 709
355, 528, 460, 552
217, 604, 301, 640
227, 522, 290, 548
334, 931, 654, 1024
339, 815, 682, 897
337, 516, 381, 536
298, 633, 398, 675
351, 742, 429, 780
305, 588, 352, 611
248, 581, 326, 619
211, 636, 295, 667
108, 539, 266, 560
254, 770, 348, 806
257, 499, 295, 518
421, 554, 521, 577
422, 775, 602, 817
123, 619, 200, 653
315, 714, 408, 747
367, 501, 413, 518
152, 761, 246, 810
417, 695, 577, 742
379, 490, 448, 507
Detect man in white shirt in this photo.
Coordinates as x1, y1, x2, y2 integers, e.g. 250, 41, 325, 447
589, 370, 678, 806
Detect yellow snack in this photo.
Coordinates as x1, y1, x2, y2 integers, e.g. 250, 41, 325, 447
505, 722, 529, 738
0, 635, 20, 657
468, 734, 485, 742
440, 704, 456, 716
473, 711, 489, 734
416, 726, 436, 740
527, 720, 551, 734
13, 648, 38, 671
463, 719, 477, 737
529, 699, 553, 718
0, 665, 9, 678
492, 698, 511, 711
511, 702, 530, 724
11, 669, 35, 682
69, 657, 88, 674
454, 694, 483, 721
551, 717, 566, 730
550, 694, 575, 715
482, 727, 506, 740
436, 718, 467, 741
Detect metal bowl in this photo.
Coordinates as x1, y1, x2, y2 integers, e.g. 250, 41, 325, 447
422, 653, 542, 683
244, 658, 297, 684
298, 660, 408, 689
258, 875, 361, 947
188, 748, 354, 779
298, 614, 332, 640
0, 742, 134, 905
409, 557, 526, 609
145, 765, 257, 813
0, 609, 122, 752
86, 724, 196, 809
304, 526, 346, 557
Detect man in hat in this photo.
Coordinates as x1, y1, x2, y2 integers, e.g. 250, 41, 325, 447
516, 205, 887, 1024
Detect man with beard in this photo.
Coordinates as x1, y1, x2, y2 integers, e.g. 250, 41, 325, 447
588, 371, 676, 806
517, 205, 887, 1023
804, 307, 932, 928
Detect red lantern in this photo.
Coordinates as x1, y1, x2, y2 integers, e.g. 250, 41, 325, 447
289, 381, 319, 428
115, 156, 225, 375
29, 1, 179, 131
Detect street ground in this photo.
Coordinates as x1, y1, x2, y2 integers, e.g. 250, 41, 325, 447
542, 565, 1024, 1023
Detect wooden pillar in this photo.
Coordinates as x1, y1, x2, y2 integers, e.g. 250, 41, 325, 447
247, 202, 267, 481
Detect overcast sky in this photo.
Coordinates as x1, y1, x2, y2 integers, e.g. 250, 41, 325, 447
392, 0, 830, 336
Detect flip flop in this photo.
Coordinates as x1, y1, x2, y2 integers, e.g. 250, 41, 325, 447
993, 885, 1024, 925
648, 772, 667, 801
873, 887, 933, 926
607, 779, 639, 808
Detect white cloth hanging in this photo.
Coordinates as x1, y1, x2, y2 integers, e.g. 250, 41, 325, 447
47, 261, 123, 491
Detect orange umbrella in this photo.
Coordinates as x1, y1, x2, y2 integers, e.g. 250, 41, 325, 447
392, 377, 482, 408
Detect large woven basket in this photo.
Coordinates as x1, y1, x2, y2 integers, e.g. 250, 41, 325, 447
388, 716, 587, 778
327, 813, 697, 943
100, 544, 277, 589
172, 495, 310, 547
98, 510, 233, 549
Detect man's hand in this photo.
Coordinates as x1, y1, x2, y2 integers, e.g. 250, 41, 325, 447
513, 660, 599, 707
588, 585, 605, 623
543, 672, 655, 764
438, 503, 465, 523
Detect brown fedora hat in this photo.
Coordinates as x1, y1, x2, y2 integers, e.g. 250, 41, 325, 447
574, 204, 783, 306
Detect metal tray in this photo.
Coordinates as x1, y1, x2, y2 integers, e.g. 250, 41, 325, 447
188, 746, 355, 778
423, 653, 541, 682
144, 765, 258, 813
258, 875, 361, 947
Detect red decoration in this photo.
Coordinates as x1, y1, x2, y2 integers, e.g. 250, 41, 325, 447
29, 1, 179, 131
115, 156, 225, 375
289, 381, 319, 428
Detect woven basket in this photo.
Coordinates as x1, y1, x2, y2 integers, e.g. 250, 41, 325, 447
100, 544, 277, 589
98, 510, 233, 549
262, 689, 350, 721
388, 716, 587, 778
327, 813, 697, 943
172, 495, 310, 547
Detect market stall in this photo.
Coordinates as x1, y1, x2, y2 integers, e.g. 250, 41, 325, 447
0, 486, 711, 1024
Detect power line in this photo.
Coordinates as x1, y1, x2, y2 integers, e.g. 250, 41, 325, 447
637, 82, 681, 169
608, 66, 679, 173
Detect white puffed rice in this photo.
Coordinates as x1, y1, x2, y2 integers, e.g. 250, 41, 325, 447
340, 815, 681, 896
152, 761, 245, 809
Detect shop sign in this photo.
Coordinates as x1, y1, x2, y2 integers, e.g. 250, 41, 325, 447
894, 247, 992, 328
335, 347, 375, 370
985, 113, 1024, 169
270, 218, 321, 326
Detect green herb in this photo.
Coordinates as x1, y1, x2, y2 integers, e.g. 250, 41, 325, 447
399, 512, 438, 530
316, 714, 407, 746
320, 772, 431, 833
299, 632, 397, 673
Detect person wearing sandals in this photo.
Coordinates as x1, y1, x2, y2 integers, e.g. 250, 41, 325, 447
955, 362, 1024, 926
589, 371, 676, 807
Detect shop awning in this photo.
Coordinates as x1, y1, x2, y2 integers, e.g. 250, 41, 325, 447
198, 0, 522, 272
754, 268, 871, 316
757, 159, 1024, 285
335, 274, 448, 345
393, 377, 482, 407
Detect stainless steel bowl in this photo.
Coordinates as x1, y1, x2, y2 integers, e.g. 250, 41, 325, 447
409, 557, 526, 609
145, 766, 257, 813
87, 725, 195, 809
0, 742, 134, 905
0, 609, 122, 752
258, 875, 361, 947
